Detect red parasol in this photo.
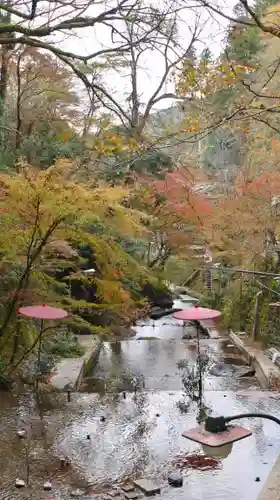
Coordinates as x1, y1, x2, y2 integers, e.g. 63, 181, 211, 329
18, 305, 68, 385
174, 304, 222, 403
173, 304, 221, 321
18, 305, 68, 320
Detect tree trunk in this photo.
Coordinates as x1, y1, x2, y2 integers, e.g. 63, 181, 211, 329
0, 46, 9, 108
0, 7, 13, 110
15, 53, 23, 149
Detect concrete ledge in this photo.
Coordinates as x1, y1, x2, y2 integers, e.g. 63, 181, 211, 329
50, 336, 101, 391
200, 319, 220, 339
229, 332, 280, 388
258, 456, 280, 500
173, 286, 206, 300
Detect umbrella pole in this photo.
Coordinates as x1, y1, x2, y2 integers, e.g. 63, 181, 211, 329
196, 322, 203, 406
36, 319, 44, 383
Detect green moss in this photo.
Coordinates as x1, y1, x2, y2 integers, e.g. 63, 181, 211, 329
43, 328, 86, 358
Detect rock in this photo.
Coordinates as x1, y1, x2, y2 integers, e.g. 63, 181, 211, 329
133, 478, 161, 496
60, 456, 70, 467
209, 362, 230, 377
124, 493, 139, 500
235, 366, 255, 378
17, 429, 26, 439
141, 282, 174, 310
15, 479, 25, 488
70, 488, 86, 497
87, 434, 91, 439
182, 332, 195, 340
150, 307, 178, 320
108, 490, 121, 497
168, 472, 183, 487
121, 483, 135, 492
43, 481, 52, 490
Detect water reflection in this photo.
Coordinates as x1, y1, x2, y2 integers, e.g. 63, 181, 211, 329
85, 338, 259, 394
50, 391, 280, 500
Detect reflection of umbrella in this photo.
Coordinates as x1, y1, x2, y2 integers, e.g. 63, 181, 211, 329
18, 305, 68, 379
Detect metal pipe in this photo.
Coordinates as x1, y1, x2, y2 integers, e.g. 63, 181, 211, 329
205, 412, 280, 433
225, 412, 280, 426
204, 266, 280, 278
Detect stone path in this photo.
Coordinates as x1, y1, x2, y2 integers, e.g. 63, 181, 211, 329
50, 336, 101, 391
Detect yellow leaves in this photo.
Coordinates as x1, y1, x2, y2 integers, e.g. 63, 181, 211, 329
178, 118, 201, 134
96, 278, 132, 306
88, 130, 144, 157
176, 57, 254, 99
94, 185, 130, 202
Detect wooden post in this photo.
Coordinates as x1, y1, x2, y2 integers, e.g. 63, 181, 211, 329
252, 291, 263, 341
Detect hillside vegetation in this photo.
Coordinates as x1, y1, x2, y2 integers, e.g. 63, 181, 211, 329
2, 0, 280, 382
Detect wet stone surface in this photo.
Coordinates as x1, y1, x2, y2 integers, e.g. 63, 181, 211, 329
0, 299, 279, 499
133, 478, 161, 495
82, 336, 259, 393
2, 390, 279, 499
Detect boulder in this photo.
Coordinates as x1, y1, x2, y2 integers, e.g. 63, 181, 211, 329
234, 366, 255, 378
43, 481, 52, 491
70, 489, 86, 497
17, 429, 26, 439
150, 307, 180, 320
209, 362, 230, 377
141, 282, 174, 309
168, 472, 183, 487
15, 479, 25, 488
209, 361, 255, 378
182, 332, 195, 340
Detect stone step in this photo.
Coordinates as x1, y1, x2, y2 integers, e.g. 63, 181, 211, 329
133, 479, 161, 496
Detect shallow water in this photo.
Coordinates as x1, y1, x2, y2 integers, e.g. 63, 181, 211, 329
0, 298, 279, 499
83, 338, 259, 393
1, 390, 280, 499
54, 390, 280, 499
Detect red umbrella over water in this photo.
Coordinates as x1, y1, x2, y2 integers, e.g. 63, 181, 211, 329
173, 304, 221, 321
18, 305, 68, 320
18, 305, 68, 381
173, 304, 221, 401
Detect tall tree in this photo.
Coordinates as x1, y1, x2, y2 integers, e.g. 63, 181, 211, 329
0, 0, 201, 125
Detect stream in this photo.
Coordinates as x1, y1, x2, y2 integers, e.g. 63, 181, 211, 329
1, 298, 280, 499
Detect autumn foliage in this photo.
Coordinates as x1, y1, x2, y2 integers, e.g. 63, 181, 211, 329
153, 169, 212, 220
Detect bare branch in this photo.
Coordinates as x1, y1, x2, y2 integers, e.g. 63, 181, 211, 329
196, 0, 280, 39
142, 20, 200, 126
